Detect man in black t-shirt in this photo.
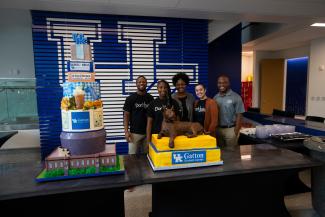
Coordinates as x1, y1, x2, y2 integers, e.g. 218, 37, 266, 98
123, 76, 153, 154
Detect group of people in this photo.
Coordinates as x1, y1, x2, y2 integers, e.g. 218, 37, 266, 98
123, 73, 245, 154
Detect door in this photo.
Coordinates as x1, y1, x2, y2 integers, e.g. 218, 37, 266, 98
260, 59, 285, 114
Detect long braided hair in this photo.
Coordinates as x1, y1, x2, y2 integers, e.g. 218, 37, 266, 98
157, 79, 172, 108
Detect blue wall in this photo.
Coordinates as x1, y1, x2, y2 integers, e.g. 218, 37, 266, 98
31, 11, 208, 158
286, 57, 308, 115
208, 24, 242, 97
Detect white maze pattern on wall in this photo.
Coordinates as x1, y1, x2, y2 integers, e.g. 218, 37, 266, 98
46, 18, 200, 144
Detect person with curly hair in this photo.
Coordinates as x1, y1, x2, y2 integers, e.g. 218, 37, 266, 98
171, 72, 195, 122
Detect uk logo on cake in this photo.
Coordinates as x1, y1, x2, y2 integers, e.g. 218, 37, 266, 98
172, 151, 206, 164
71, 112, 90, 129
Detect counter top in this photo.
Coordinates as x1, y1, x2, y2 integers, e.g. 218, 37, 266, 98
0, 145, 321, 200
243, 112, 325, 136
0, 148, 141, 200
139, 144, 320, 184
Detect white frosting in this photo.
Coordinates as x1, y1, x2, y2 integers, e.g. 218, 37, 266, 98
73, 86, 85, 96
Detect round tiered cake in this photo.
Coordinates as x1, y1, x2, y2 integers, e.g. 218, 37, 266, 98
60, 33, 106, 155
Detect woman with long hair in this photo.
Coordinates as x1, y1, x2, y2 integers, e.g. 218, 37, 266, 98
193, 83, 218, 137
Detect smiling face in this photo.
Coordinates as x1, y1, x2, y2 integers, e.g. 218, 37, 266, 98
157, 81, 168, 98
217, 76, 230, 93
175, 79, 187, 94
195, 84, 206, 100
136, 76, 147, 92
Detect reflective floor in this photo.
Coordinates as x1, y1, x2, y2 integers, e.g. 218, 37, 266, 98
124, 169, 320, 217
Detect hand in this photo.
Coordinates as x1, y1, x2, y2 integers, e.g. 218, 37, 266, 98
234, 127, 240, 136
125, 131, 132, 142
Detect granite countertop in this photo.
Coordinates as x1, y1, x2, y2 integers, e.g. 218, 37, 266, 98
264, 116, 325, 132
0, 148, 142, 200
139, 144, 321, 184
0, 145, 322, 200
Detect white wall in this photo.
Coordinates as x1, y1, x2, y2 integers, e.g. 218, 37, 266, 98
307, 37, 325, 117
252, 51, 274, 107
241, 52, 253, 82
208, 20, 239, 43
0, 9, 35, 78
252, 45, 309, 108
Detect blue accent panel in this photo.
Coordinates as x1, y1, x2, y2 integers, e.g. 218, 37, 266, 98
172, 151, 206, 164
208, 24, 242, 97
32, 11, 208, 158
285, 57, 308, 115
71, 112, 90, 129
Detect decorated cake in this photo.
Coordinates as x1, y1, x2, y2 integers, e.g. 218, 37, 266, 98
36, 33, 123, 182
148, 134, 223, 171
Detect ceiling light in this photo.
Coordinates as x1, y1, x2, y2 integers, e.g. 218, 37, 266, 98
311, 23, 325, 27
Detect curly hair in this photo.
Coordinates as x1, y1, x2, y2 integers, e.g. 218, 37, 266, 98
172, 72, 190, 86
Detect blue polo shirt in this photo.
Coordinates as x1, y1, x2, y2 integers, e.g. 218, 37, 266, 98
213, 89, 245, 127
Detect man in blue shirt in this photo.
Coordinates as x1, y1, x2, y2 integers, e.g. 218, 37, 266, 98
213, 75, 245, 150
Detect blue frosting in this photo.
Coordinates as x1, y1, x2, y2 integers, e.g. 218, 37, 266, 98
72, 33, 87, 44
63, 82, 100, 101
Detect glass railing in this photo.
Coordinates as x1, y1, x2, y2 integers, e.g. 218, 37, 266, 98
0, 79, 39, 130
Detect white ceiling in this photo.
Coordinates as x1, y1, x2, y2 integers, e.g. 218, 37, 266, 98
2, 0, 325, 51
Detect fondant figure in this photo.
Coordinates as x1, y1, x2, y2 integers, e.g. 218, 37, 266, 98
158, 107, 204, 148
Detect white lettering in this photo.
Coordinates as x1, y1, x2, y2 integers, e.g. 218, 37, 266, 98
184, 153, 204, 159
195, 107, 205, 112
135, 102, 149, 108
155, 107, 162, 112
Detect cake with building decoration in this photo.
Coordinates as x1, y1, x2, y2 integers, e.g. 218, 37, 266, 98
148, 134, 223, 171
36, 33, 123, 182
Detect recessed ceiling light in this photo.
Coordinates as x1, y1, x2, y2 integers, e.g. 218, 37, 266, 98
311, 23, 325, 27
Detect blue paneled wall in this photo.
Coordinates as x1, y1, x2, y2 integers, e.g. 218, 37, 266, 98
31, 11, 208, 158
286, 57, 308, 115
208, 24, 242, 97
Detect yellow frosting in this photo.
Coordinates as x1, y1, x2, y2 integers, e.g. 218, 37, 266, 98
151, 134, 217, 151
149, 143, 221, 168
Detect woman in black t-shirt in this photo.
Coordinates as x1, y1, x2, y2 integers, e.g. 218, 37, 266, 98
193, 83, 218, 137
171, 72, 195, 121
146, 80, 180, 145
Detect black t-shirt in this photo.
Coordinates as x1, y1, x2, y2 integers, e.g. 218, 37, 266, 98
179, 96, 189, 121
123, 92, 154, 134
147, 98, 181, 134
194, 99, 206, 127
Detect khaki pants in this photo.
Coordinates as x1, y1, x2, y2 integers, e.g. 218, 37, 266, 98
128, 133, 148, 155
216, 127, 239, 151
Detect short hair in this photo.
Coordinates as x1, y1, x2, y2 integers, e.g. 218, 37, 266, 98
157, 79, 172, 108
217, 74, 230, 81
172, 72, 190, 86
136, 75, 147, 82
195, 83, 206, 90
